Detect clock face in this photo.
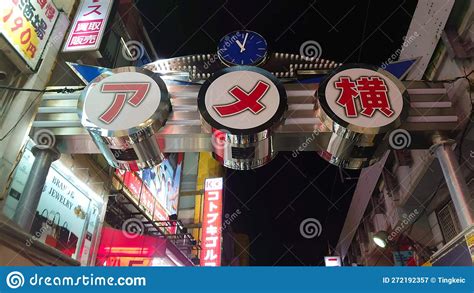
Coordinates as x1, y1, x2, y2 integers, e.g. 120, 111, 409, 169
217, 30, 268, 66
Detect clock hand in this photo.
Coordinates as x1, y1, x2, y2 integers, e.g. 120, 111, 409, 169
235, 40, 245, 52
240, 33, 249, 53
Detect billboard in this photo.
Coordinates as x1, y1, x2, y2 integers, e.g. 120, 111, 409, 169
139, 153, 184, 216
115, 153, 184, 234
0, 0, 59, 71
200, 178, 223, 266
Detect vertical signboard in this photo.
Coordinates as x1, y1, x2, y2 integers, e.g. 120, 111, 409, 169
0, 0, 59, 71
200, 178, 223, 266
63, 0, 113, 52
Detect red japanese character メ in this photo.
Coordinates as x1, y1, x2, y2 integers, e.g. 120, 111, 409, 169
213, 80, 270, 117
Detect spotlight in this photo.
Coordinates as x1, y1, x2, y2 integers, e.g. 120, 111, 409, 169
372, 231, 389, 248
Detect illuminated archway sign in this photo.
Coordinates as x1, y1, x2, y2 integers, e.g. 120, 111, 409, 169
317, 64, 409, 169
78, 67, 171, 171
71, 63, 426, 172
198, 66, 287, 170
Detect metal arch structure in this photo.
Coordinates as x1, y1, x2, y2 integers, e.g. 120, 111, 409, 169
31, 49, 472, 250
34, 54, 459, 170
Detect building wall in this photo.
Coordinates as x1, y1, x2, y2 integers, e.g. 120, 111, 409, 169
0, 1, 78, 200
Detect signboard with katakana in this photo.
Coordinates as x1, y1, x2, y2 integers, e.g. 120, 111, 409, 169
63, 0, 113, 52
0, 0, 59, 71
200, 178, 223, 266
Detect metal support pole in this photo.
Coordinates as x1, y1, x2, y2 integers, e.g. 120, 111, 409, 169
432, 140, 474, 230
13, 146, 60, 231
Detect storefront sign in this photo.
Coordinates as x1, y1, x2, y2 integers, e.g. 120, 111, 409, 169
97, 227, 168, 266
0, 0, 59, 71
200, 178, 223, 266
63, 0, 113, 52
35, 167, 91, 258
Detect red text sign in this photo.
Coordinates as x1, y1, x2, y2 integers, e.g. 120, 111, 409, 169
63, 0, 113, 52
213, 80, 270, 117
200, 178, 223, 266
99, 82, 150, 124
0, 0, 58, 69
334, 76, 394, 118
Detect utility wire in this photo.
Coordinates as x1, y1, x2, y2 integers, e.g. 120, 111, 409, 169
0, 91, 43, 141
0, 70, 471, 142
0, 86, 85, 141
0, 85, 85, 94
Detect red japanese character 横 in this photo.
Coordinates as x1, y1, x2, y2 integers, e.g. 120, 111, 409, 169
334, 77, 358, 117
356, 76, 393, 117
334, 76, 394, 118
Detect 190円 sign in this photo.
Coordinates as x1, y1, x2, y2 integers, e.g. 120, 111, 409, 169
0, 0, 58, 71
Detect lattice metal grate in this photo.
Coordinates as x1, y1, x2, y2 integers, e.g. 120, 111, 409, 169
437, 201, 461, 243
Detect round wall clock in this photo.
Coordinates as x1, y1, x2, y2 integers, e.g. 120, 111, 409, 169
217, 30, 268, 66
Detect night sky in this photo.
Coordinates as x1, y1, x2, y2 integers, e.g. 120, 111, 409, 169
137, 0, 417, 265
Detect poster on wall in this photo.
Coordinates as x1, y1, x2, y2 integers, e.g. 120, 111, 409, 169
0, 0, 59, 71
138, 153, 184, 216
32, 167, 91, 258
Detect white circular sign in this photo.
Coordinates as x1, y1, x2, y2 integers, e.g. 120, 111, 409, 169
324, 68, 403, 128
204, 70, 281, 130
84, 72, 162, 131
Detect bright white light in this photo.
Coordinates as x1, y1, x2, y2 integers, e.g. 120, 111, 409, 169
373, 236, 387, 248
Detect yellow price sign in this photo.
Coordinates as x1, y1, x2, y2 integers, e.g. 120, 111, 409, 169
0, 0, 58, 70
